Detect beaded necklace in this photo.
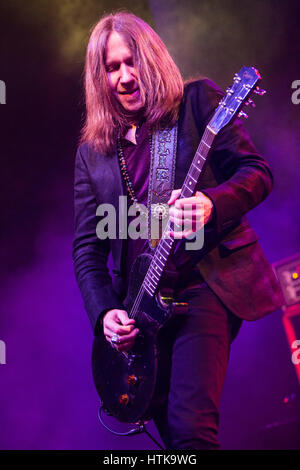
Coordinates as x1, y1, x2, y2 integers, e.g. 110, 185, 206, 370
117, 137, 140, 204
117, 136, 149, 220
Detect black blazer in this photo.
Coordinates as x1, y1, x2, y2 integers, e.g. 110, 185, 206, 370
72, 79, 284, 333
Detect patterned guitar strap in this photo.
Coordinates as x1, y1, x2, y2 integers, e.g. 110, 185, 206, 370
148, 123, 178, 249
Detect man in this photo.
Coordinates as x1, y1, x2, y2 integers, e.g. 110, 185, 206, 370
72, 11, 283, 449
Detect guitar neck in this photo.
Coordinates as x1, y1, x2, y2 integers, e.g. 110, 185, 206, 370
141, 125, 216, 299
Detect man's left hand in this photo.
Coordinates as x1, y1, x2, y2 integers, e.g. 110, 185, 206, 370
167, 189, 214, 239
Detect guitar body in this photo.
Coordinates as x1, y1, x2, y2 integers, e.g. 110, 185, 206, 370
92, 253, 173, 423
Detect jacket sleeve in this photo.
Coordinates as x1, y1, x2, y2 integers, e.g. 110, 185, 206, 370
72, 144, 124, 334
191, 79, 274, 234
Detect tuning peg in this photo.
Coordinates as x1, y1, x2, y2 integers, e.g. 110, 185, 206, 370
238, 110, 248, 119
253, 86, 266, 95
226, 87, 234, 95
245, 98, 256, 108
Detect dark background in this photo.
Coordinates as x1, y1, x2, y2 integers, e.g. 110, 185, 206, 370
0, 0, 300, 449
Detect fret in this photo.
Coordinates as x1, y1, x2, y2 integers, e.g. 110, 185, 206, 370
197, 149, 207, 160
202, 141, 211, 148
182, 184, 193, 194
161, 244, 169, 256
144, 286, 154, 296
145, 286, 155, 297
144, 276, 156, 288
156, 251, 167, 262
155, 248, 167, 264
155, 256, 165, 267
153, 263, 162, 273
207, 125, 217, 135
160, 244, 170, 256
187, 174, 197, 183
196, 151, 206, 161
188, 166, 199, 178
192, 162, 200, 172
149, 268, 160, 281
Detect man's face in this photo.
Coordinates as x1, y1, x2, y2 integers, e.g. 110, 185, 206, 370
105, 31, 143, 117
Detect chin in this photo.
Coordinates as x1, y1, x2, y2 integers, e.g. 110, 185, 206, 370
127, 106, 143, 113
123, 102, 143, 113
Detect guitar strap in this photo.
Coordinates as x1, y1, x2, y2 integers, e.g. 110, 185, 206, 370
148, 123, 178, 249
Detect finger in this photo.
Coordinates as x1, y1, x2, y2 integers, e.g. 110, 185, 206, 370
174, 200, 204, 211
167, 229, 195, 239
103, 309, 128, 326
169, 216, 186, 231
116, 327, 140, 343
105, 326, 140, 342
167, 189, 181, 205
171, 203, 204, 215
169, 210, 182, 225
105, 310, 135, 330
106, 329, 139, 351
170, 204, 203, 217
115, 324, 138, 336
169, 213, 204, 229
116, 310, 136, 326
104, 323, 135, 337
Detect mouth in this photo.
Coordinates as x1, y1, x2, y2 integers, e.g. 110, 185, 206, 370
118, 88, 139, 97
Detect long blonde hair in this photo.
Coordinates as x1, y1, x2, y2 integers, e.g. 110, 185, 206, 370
81, 11, 184, 154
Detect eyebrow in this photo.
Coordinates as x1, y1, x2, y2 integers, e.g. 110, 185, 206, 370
105, 55, 134, 69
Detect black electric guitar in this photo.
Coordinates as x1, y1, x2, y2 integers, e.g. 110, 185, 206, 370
92, 66, 265, 424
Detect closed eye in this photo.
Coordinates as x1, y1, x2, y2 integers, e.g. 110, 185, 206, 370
106, 57, 134, 73
106, 62, 119, 73
125, 58, 134, 67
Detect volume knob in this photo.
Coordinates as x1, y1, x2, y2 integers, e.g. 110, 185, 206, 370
119, 394, 130, 405
126, 374, 138, 386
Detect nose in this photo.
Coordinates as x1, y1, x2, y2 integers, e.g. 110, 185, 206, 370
120, 64, 134, 85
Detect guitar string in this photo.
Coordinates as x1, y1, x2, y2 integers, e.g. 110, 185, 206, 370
130, 212, 178, 319
129, 223, 174, 320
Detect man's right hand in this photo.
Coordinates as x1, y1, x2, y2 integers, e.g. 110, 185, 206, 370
103, 309, 139, 352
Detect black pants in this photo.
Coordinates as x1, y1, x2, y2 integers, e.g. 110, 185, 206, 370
153, 282, 242, 450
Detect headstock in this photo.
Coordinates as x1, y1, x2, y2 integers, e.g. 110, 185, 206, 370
208, 66, 266, 132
